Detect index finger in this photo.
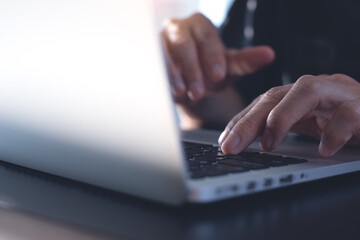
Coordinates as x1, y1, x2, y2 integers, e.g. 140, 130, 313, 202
221, 85, 291, 154
160, 32, 186, 97
163, 19, 205, 101
189, 14, 226, 83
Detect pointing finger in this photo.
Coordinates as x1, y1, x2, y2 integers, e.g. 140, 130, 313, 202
190, 13, 227, 83
226, 46, 275, 77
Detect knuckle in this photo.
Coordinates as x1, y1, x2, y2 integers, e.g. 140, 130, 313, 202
263, 86, 285, 102
330, 73, 353, 80
232, 118, 254, 136
258, 93, 266, 101
171, 38, 192, 50
331, 73, 347, 79
251, 95, 263, 106
163, 17, 177, 25
266, 110, 283, 133
191, 26, 218, 46
295, 75, 321, 95
162, 18, 180, 32
190, 12, 208, 22
162, 20, 189, 43
227, 114, 241, 130
331, 73, 357, 84
297, 74, 315, 83
196, 28, 217, 45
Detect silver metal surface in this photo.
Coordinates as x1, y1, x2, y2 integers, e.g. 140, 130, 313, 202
0, 0, 186, 205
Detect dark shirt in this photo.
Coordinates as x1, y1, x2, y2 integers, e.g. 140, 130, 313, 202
220, 0, 360, 104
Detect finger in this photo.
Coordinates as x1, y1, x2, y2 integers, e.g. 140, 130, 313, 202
226, 46, 275, 77
348, 130, 360, 146
218, 95, 261, 145
221, 85, 292, 154
189, 14, 226, 83
319, 98, 360, 157
261, 74, 360, 151
288, 110, 334, 138
160, 31, 186, 97
163, 19, 205, 101
289, 113, 324, 138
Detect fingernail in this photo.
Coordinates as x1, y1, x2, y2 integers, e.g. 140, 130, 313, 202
187, 82, 204, 101
221, 131, 241, 154
319, 141, 332, 157
218, 130, 228, 145
212, 64, 225, 82
174, 75, 186, 94
261, 130, 274, 151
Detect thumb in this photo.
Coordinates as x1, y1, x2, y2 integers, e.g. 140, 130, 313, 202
226, 46, 275, 76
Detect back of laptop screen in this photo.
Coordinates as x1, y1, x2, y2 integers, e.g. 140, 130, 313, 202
0, 0, 187, 204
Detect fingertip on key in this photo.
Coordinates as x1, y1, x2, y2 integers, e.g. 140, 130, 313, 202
260, 129, 274, 151
319, 141, 333, 158
221, 131, 241, 154
218, 130, 228, 146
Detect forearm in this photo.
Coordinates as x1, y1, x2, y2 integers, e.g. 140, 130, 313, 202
177, 86, 246, 130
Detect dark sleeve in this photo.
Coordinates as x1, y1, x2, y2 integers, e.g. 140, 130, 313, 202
276, 0, 360, 83
219, 0, 283, 105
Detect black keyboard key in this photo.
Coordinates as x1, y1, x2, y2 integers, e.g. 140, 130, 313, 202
215, 152, 227, 157
253, 153, 307, 166
232, 154, 289, 167
188, 159, 217, 167
182, 142, 207, 149
220, 158, 270, 170
193, 155, 221, 161
190, 164, 248, 179
282, 157, 308, 164
216, 156, 227, 161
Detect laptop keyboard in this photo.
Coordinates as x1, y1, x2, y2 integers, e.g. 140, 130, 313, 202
182, 142, 307, 179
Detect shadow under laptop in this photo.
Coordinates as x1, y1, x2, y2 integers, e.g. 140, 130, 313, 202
0, 155, 360, 240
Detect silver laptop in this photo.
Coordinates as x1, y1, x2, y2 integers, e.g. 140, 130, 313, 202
0, 0, 360, 205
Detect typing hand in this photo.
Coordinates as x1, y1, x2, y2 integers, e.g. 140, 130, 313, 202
219, 74, 360, 157
161, 13, 275, 101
